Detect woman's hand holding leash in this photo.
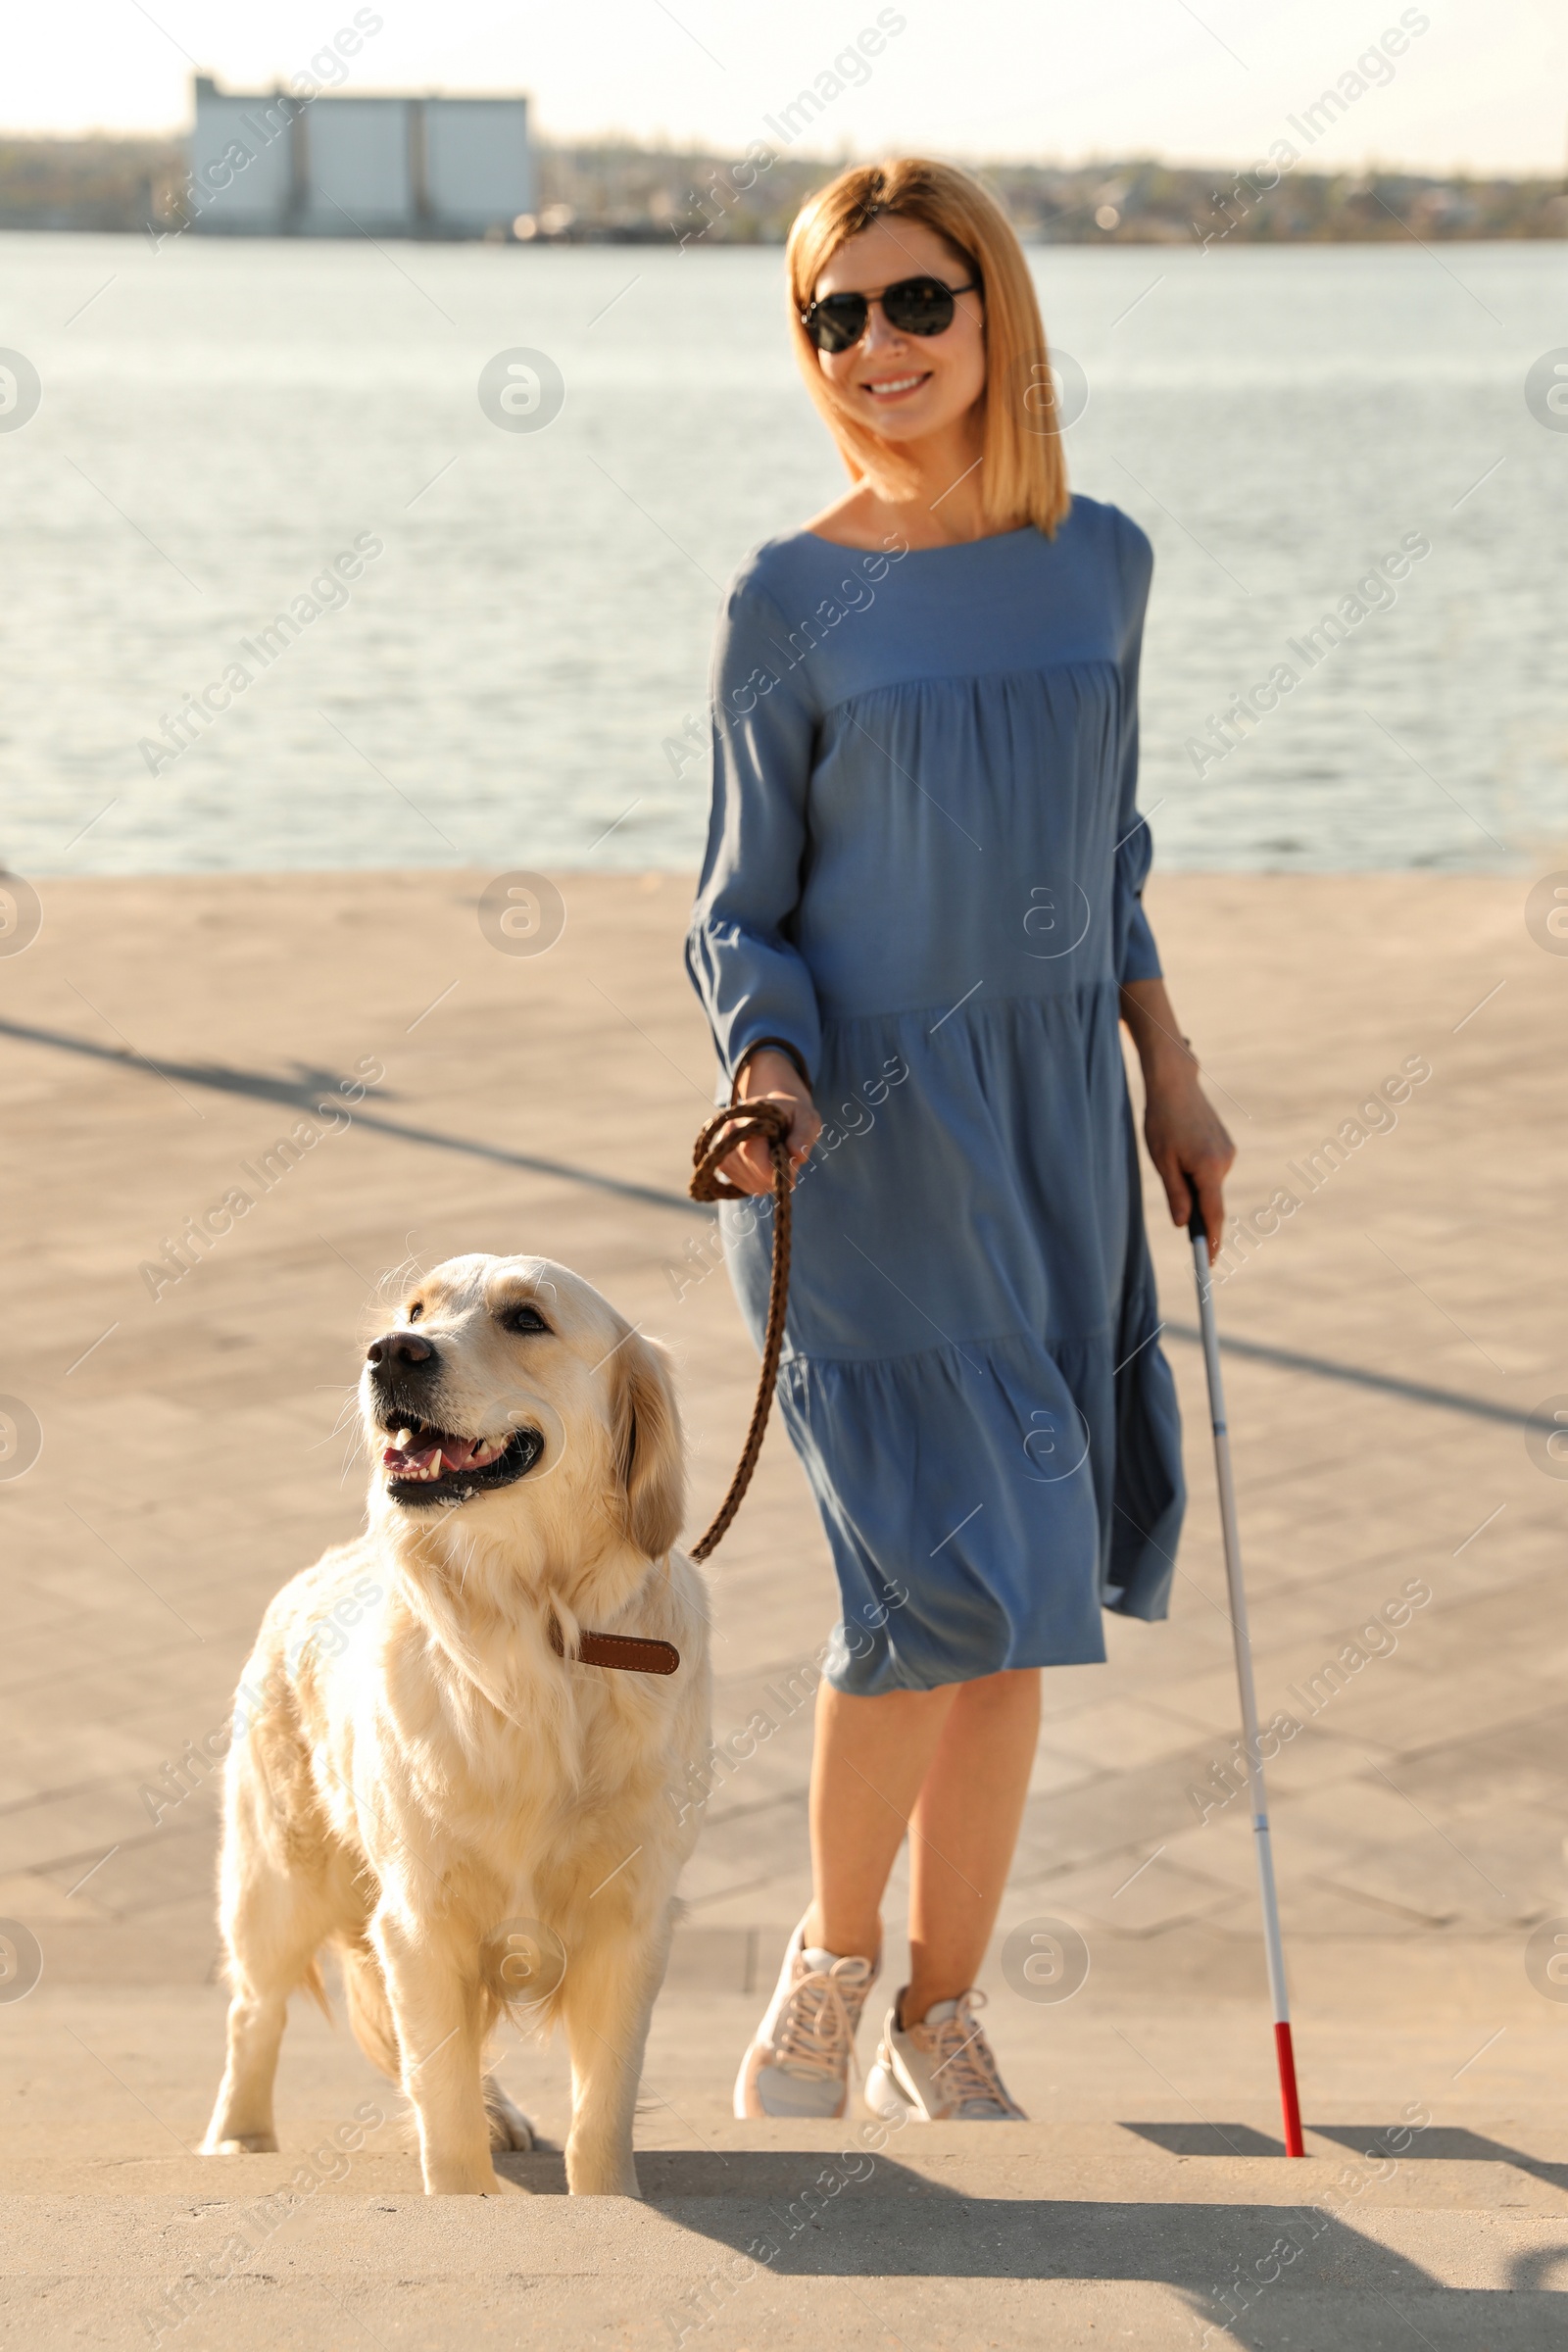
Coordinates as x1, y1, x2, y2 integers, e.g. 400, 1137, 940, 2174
720, 1047, 822, 1196
1120, 978, 1235, 1261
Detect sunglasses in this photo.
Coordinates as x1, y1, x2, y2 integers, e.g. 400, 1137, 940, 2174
800, 272, 981, 354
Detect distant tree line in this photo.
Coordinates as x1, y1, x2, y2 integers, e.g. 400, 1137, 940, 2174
0, 131, 1562, 244
0, 136, 176, 231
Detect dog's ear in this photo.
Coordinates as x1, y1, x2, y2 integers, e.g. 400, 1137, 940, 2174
609, 1329, 685, 1560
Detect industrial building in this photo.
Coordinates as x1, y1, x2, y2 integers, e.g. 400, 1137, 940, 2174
187, 74, 533, 238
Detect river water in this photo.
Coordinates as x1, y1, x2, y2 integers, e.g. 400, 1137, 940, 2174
2, 231, 1563, 877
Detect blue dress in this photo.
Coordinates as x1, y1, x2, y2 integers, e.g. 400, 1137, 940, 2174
686, 495, 1185, 1695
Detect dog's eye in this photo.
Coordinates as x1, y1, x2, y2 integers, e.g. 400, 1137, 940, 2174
501, 1302, 551, 1336
407, 1302, 424, 1323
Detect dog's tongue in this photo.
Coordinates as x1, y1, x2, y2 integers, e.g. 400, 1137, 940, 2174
382, 1431, 507, 1478
383, 1438, 443, 1476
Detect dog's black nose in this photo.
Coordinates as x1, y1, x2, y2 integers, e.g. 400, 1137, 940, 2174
368, 1331, 436, 1369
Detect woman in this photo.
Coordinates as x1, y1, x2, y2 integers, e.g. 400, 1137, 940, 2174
686, 159, 1234, 2125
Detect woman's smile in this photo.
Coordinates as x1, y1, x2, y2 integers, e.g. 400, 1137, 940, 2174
859, 369, 933, 402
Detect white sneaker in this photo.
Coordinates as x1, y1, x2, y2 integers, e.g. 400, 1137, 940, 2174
865, 1987, 1026, 2121
733, 1919, 879, 2120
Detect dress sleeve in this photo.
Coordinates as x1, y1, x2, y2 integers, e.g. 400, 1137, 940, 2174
685, 576, 822, 1089
1111, 514, 1162, 986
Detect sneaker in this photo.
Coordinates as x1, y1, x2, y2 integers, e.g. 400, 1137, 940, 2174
733, 1918, 879, 2120
865, 1987, 1026, 2121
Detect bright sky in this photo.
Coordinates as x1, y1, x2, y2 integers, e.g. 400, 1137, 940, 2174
6, 0, 1561, 174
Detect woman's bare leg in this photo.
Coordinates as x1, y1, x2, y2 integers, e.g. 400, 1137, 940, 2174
804, 1668, 1040, 2014
906, 1668, 1040, 2022
804, 1681, 956, 1962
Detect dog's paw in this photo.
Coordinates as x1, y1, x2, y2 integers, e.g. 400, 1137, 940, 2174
203, 2132, 279, 2155
483, 2077, 535, 2153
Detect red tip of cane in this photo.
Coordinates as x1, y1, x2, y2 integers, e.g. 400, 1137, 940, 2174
1274, 2021, 1305, 2156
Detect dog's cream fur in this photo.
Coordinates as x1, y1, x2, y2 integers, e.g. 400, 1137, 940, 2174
203, 1253, 710, 2195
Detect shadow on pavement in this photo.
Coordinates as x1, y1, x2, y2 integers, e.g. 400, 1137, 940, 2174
1311, 2121, 1568, 2196
1124, 2121, 1287, 2157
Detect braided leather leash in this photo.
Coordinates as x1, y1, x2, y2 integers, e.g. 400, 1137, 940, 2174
552, 1096, 793, 1676
687, 1096, 794, 1562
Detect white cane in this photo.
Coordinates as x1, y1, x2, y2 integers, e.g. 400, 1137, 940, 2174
1187, 1193, 1305, 2157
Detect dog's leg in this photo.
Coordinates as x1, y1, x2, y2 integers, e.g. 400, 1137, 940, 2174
560, 1912, 673, 2196
374, 1911, 510, 2194
205, 1985, 291, 2155
205, 1870, 338, 2156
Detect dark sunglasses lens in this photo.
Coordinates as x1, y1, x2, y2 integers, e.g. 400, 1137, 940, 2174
810, 295, 868, 352
883, 277, 957, 336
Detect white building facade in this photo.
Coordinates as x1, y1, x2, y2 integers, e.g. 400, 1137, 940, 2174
189, 76, 533, 237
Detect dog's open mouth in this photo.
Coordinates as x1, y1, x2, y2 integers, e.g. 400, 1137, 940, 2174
380, 1418, 545, 1507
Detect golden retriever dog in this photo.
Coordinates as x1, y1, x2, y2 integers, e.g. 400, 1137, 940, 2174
202, 1252, 710, 2195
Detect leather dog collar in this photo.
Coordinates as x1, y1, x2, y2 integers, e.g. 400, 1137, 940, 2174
548, 1615, 679, 1676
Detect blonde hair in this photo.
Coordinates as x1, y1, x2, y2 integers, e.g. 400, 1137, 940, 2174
784, 157, 1069, 537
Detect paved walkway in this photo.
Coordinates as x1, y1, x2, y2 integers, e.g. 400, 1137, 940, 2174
1, 868, 1565, 2345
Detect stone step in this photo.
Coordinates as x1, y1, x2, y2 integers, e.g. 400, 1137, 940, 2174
7, 1980, 1567, 2348
3, 2134, 1566, 2352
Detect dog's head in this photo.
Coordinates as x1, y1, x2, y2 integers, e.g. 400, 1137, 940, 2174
360, 1254, 684, 1562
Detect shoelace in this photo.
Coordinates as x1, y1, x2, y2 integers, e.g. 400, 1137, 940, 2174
773, 1957, 873, 2082
925, 1990, 1018, 2115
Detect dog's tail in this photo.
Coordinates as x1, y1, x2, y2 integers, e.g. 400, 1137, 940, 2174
335, 1935, 401, 2080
